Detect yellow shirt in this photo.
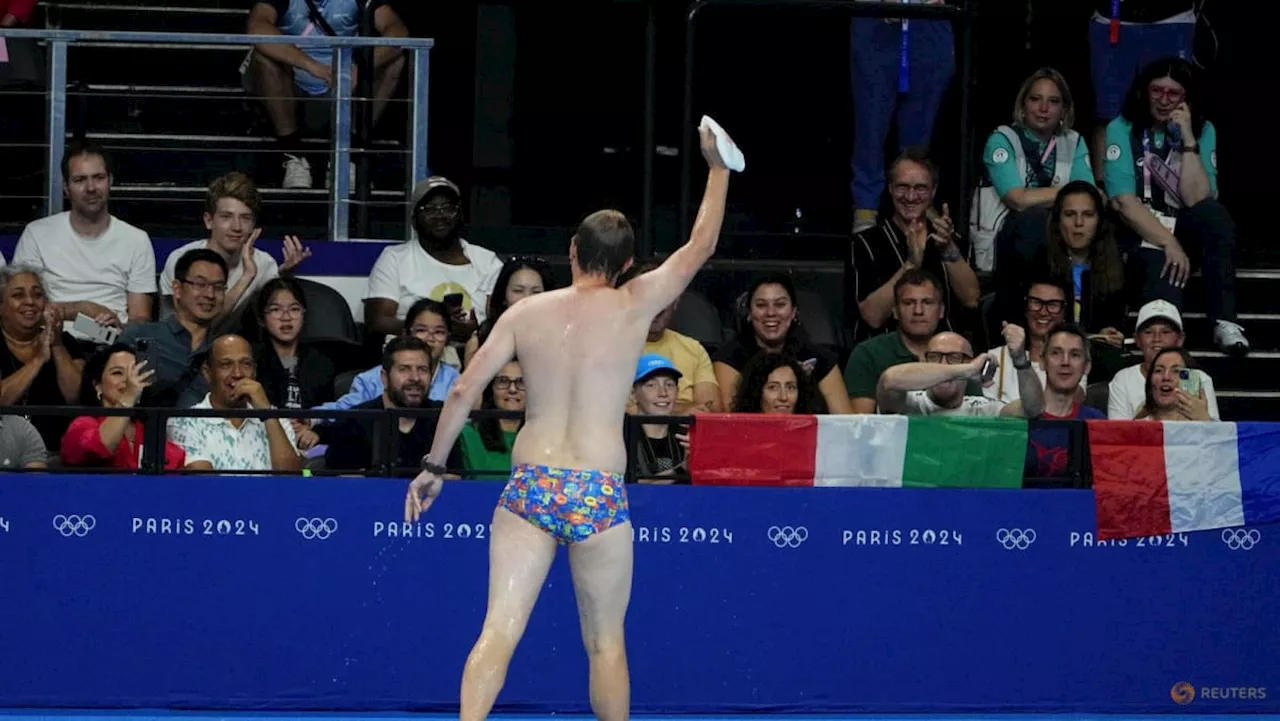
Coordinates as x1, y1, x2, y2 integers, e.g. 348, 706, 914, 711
643, 330, 718, 406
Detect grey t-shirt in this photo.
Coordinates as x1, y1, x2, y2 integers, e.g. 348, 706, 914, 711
0, 415, 49, 469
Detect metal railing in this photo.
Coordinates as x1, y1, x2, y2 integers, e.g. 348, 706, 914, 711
0, 28, 434, 241
4, 404, 1090, 488
674, 0, 976, 245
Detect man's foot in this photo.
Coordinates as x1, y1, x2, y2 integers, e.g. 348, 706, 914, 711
282, 154, 313, 189
852, 208, 878, 234
1213, 320, 1250, 355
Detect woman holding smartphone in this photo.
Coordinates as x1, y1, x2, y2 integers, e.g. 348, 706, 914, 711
1134, 347, 1213, 421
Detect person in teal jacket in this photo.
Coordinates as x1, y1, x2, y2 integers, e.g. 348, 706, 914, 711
1103, 57, 1248, 354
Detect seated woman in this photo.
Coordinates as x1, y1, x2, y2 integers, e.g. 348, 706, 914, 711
252, 278, 337, 410
1134, 347, 1214, 421
981, 67, 1094, 275
457, 359, 525, 479
463, 256, 552, 367
714, 274, 851, 413
61, 343, 189, 470
628, 354, 689, 484
732, 353, 821, 415
0, 265, 85, 454
1103, 56, 1248, 354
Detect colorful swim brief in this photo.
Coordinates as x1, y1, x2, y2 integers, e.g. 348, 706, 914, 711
497, 464, 630, 545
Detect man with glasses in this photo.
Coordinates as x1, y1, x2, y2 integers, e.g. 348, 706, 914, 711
364, 176, 505, 360
983, 279, 1086, 404
846, 147, 981, 345
120, 249, 228, 407
876, 323, 1044, 418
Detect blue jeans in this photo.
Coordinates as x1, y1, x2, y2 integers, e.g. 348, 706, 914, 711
849, 17, 955, 210
1088, 17, 1195, 120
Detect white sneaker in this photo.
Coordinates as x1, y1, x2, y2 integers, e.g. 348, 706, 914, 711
1213, 320, 1250, 355
282, 155, 312, 189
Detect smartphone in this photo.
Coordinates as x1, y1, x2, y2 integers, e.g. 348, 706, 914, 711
442, 293, 464, 310
980, 357, 998, 384
1177, 368, 1201, 396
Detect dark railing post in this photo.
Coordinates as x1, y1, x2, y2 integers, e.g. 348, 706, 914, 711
954, 0, 976, 240
143, 408, 165, 475
678, 4, 699, 242
623, 414, 637, 485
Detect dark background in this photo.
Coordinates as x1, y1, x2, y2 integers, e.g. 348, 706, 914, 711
393, 0, 1264, 261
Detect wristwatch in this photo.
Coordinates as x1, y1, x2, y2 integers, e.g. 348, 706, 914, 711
420, 458, 447, 475
1182, 144, 1199, 154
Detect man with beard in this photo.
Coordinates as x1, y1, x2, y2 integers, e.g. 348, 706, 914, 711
317, 336, 460, 475
12, 141, 155, 327
120, 249, 228, 407
166, 334, 301, 472
364, 176, 504, 360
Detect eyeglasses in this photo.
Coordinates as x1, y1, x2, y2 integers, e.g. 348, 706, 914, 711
409, 324, 449, 340
890, 183, 933, 197
924, 351, 973, 365
417, 203, 459, 219
1026, 296, 1066, 314
266, 304, 304, 317
180, 278, 227, 294
494, 376, 525, 391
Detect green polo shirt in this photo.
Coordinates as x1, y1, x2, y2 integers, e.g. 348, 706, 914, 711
459, 422, 518, 479
844, 332, 982, 403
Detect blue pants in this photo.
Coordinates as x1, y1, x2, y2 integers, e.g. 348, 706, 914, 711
1088, 17, 1195, 120
849, 18, 955, 210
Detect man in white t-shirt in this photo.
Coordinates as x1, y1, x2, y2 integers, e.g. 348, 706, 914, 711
984, 280, 1087, 403
12, 141, 156, 326
159, 172, 311, 319
1107, 299, 1220, 420
877, 327, 1045, 418
364, 176, 504, 346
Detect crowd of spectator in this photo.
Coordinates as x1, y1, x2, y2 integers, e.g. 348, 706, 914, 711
0, 1, 1246, 485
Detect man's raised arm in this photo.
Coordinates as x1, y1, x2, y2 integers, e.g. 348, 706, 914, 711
626, 126, 735, 319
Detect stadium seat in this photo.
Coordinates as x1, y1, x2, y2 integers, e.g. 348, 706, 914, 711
1084, 382, 1110, 415
240, 278, 362, 346
669, 289, 727, 347
795, 290, 844, 351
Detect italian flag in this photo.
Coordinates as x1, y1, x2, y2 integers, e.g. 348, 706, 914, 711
688, 414, 1028, 488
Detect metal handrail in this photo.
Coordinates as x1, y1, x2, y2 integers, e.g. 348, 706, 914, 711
0, 28, 435, 242
674, 0, 975, 250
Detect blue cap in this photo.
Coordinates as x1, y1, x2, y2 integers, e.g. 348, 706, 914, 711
634, 354, 683, 384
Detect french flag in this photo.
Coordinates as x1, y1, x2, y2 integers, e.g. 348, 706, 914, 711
1088, 421, 1280, 540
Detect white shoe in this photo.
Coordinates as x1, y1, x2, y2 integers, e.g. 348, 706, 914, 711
282, 155, 312, 189
1213, 320, 1250, 355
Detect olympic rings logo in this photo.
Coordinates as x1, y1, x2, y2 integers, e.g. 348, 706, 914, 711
767, 525, 808, 548
52, 514, 96, 537
295, 517, 338, 540
995, 528, 1036, 550
1221, 528, 1260, 551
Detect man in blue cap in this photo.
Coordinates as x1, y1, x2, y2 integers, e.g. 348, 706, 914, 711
630, 354, 689, 483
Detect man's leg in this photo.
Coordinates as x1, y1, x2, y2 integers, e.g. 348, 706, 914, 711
459, 507, 558, 721
372, 50, 406, 127
895, 20, 954, 150
849, 18, 899, 230
568, 521, 634, 721
1087, 17, 1127, 186
247, 50, 311, 188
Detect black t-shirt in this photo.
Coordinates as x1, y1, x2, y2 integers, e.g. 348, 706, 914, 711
0, 333, 86, 451
847, 220, 959, 345
319, 398, 461, 477
632, 431, 689, 485
713, 337, 838, 383
1092, 0, 1194, 23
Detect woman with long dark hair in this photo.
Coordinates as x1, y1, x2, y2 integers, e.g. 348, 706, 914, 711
1134, 347, 1213, 421
463, 256, 553, 366
1102, 57, 1248, 354
731, 353, 822, 415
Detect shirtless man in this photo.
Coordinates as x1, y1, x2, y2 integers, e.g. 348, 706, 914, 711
404, 125, 734, 720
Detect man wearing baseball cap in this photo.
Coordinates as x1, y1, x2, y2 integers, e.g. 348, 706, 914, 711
630, 354, 688, 483
364, 175, 504, 366
1106, 299, 1219, 419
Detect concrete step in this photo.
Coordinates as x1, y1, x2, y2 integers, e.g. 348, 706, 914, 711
1217, 392, 1280, 422
1193, 351, 1280, 392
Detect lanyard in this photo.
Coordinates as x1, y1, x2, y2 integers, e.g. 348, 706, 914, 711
899, 0, 911, 93
1040, 136, 1057, 166
1141, 130, 1153, 202
1110, 0, 1121, 44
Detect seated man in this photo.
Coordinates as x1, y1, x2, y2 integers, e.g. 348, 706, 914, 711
876, 325, 1044, 418
1025, 322, 1105, 479
159, 172, 310, 318
13, 141, 155, 327
1108, 299, 1219, 419
244, 0, 409, 188
616, 261, 721, 413
166, 334, 302, 472
364, 176, 504, 364
318, 336, 460, 476
0, 413, 48, 469
120, 249, 226, 408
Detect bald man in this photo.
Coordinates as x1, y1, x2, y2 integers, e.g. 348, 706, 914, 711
876, 325, 1044, 417
167, 333, 302, 472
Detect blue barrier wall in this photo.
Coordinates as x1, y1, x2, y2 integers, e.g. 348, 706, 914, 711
0, 476, 1275, 714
